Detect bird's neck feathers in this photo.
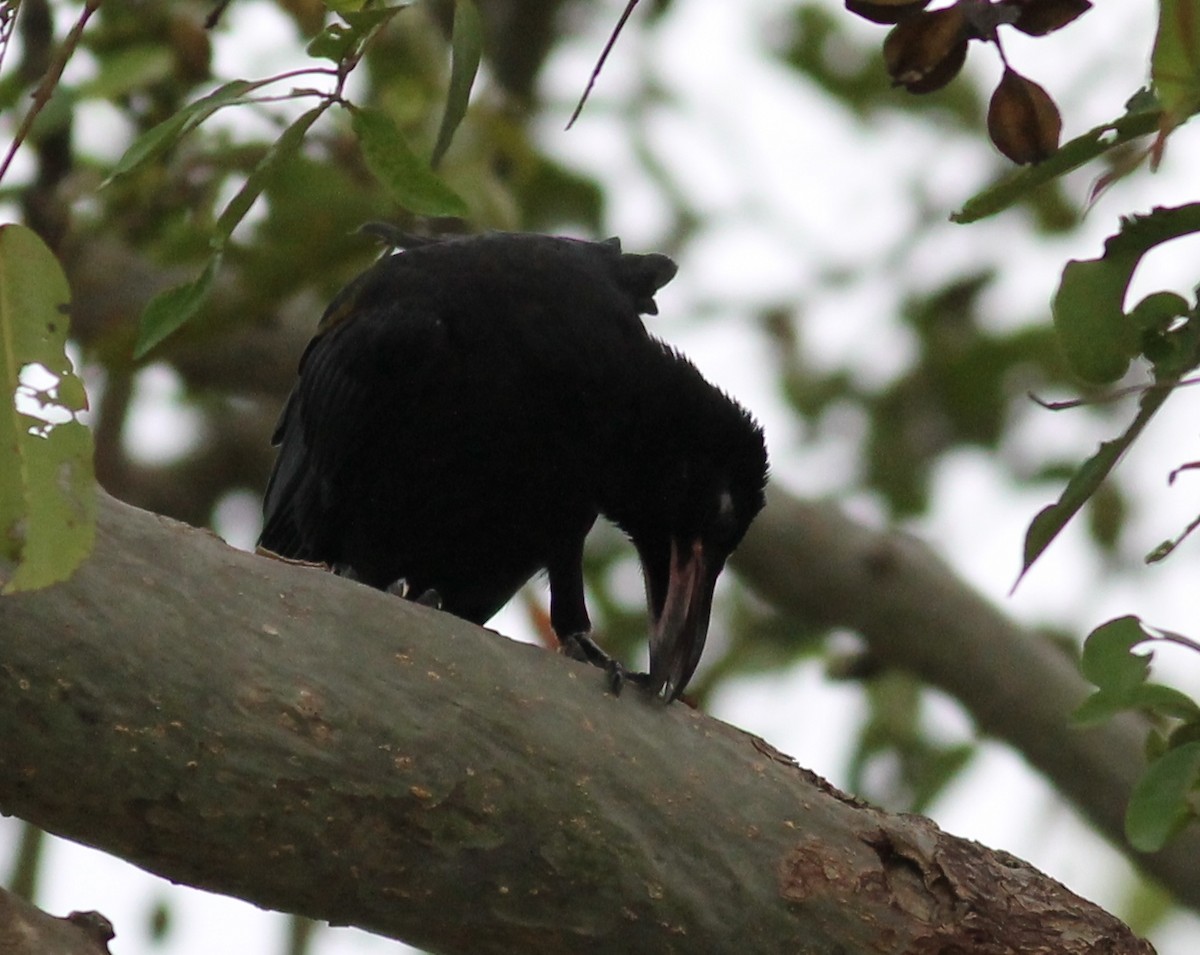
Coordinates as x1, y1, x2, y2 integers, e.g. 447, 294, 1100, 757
598, 346, 767, 551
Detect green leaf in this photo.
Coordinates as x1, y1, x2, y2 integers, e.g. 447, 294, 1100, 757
1017, 387, 1169, 584
0, 224, 95, 593
128, 100, 326, 353
1078, 681, 1200, 725
1022, 206, 1200, 578
133, 253, 223, 359
1133, 683, 1200, 721
1130, 291, 1191, 333
307, 23, 359, 63
307, 6, 408, 62
1052, 254, 1141, 384
349, 106, 469, 218
104, 79, 257, 185
1074, 692, 1133, 725
215, 106, 327, 243
1153, 0, 1200, 126
1126, 740, 1200, 852
1079, 616, 1153, 691
1074, 617, 1200, 724
953, 100, 1161, 223
1168, 719, 1200, 747
431, 0, 484, 168
1135, 292, 1200, 378
1050, 204, 1200, 384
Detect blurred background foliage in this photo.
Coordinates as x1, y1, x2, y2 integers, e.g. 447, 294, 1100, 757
2, 0, 1197, 952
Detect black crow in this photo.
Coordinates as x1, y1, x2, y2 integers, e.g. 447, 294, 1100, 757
259, 232, 768, 701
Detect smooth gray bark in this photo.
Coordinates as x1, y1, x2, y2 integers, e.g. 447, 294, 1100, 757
0, 490, 1154, 954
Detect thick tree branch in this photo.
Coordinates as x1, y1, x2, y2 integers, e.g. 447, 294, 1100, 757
732, 485, 1200, 911
0, 491, 1152, 955
0, 887, 113, 955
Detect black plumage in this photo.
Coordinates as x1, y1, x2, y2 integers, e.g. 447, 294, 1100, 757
259, 232, 768, 701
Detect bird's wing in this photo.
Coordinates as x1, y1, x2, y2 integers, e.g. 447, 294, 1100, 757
258, 233, 680, 569
258, 260, 450, 561
258, 388, 312, 557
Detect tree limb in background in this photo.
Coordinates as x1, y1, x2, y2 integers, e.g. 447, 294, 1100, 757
0, 887, 114, 955
0, 491, 1153, 955
733, 485, 1200, 910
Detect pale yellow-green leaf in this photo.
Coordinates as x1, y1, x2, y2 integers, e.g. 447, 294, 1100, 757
0, 224, 95, 593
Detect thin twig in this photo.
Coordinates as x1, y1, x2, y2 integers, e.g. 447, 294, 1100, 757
566, 0, 640, 130
1029, 373, 1200, 411
250, 66, 340, 87
1151, 627, 1200, 656
0, 1, 19, 81
245, 89, 333, 106
1168, 461, 1200, 485
0, 0, 102, 185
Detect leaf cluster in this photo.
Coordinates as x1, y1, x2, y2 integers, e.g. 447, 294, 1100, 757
1077, 617, 1200, 853
777, 1, 1200, 839
834, 0, 1200, 596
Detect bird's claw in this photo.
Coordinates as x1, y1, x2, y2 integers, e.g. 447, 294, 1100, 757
604, 659, 656, 696
561, 632, 656, 697
605, 659, 628, 696
413, 587, 443, 609
385, 577, 410, 599
385, 577, 443, 610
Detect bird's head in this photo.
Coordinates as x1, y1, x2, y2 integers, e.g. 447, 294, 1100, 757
604, 349, 768, 701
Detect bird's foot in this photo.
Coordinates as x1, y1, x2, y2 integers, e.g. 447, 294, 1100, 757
413, 587, 443, 609
385, 577, 443, 610
385, 577, 410, 598
604, 661, 657, 697
560, 632, 654, 697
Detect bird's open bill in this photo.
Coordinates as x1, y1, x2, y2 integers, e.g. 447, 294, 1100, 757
649, 537, 719, 702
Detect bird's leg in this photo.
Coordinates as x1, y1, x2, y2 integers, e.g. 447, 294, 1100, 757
559, 630, 608, 664
548, 544, 593, 655
549, 543, 651, 695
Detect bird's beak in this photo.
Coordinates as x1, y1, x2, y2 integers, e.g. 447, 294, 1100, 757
648, 537, 721, 701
